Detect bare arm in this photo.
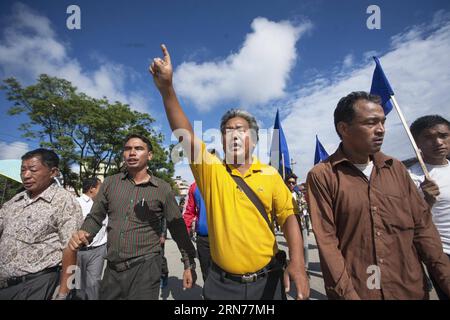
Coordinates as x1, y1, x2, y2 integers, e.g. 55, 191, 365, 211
55, 247, 78, 299
282, 214, 310, 300
149, 45, 198, 161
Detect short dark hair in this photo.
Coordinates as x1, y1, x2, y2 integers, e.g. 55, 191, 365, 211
21, 148, 59, 168
124, 133, 153, 151
410, 115, 450, 139
334, 91, 382, 139
285, 172, 298, 182
82, 177, 101, 194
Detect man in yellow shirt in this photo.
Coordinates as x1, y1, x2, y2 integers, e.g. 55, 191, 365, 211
149, 44, 309, 300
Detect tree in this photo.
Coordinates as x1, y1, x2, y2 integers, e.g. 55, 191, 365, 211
1, 74, 175, 193
0, 176, 22, 207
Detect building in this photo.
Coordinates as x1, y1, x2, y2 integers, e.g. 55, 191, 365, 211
173, 175, 190, 197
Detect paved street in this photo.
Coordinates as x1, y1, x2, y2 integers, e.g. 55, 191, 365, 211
160, 229, 438, 300
160, 230, 325, 300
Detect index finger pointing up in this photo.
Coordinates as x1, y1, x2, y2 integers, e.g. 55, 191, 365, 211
161, 44, 171, 64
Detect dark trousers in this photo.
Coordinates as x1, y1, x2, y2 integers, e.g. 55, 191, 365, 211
161, 243, 168, 276
430, 253, 450, 300
203, 262, 286, 300
0, 269, 59, 300
196, 235, 211, 281
100, 254, 162, 300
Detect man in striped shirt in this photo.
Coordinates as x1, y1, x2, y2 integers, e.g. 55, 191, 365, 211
56, 134, 197, 300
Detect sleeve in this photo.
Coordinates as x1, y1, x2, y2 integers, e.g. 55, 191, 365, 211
160, 216, 167, 238
306, 170, 359, 299
183, 184, 197, 233
81, 179, 109, 241
407, 165, 424, 189
272, 172, 295, 228
56, 194, 84, 248
189, 141, 221, 198
164, 187, 197, 265
404, 167, 450, 297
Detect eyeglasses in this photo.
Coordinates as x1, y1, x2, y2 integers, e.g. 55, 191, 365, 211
287, 180, 296, 185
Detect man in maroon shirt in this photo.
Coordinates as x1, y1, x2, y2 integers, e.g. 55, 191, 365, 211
307, 91, 450, 299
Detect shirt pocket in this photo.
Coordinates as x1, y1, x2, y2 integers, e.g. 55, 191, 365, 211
380, 194, 415, 232
132, 199, 163, 223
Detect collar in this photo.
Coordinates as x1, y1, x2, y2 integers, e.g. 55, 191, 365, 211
329, 143, 393, 169
121, 168, 159, 187
225, 156, 263, 177
80, 193, 92, 203
17, 182, 59, 204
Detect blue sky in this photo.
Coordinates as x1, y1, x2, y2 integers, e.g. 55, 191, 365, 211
1, 0, 450, 183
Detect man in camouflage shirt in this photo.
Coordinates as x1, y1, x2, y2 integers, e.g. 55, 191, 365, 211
0, 149, 83, 300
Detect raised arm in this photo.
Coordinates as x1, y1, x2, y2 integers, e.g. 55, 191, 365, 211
150, 45, 198, 161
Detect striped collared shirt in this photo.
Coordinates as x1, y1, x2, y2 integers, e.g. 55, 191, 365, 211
81, 171, 195, 266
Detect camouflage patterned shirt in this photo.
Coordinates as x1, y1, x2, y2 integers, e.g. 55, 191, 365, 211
0, 183, 83, 282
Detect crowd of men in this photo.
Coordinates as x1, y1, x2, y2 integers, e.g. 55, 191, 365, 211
0, 44, 449, 300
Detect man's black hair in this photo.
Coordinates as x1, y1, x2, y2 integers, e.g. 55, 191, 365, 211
334, 91, 382, 139
285, 172, 298, 181
410, 115, 450, 139
21, 148, 59, 168
124, 133, 153, 151
82, 177, 101, 194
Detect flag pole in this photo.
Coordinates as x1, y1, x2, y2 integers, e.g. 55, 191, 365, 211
281, 153, 286, 180
390, 95, 431, 180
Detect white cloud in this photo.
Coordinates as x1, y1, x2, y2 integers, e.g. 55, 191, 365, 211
0, 141, 29, 159
0, 3, 151, 113
174, 17, 312, 111
342, 54, 354, 69
282, 10, 450, 182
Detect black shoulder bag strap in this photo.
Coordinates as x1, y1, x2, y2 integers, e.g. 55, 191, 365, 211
226, 166, 274, 234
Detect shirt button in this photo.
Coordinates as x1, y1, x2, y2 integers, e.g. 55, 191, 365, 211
376, 231, 381, 236
371, 206, 377, 212
379, 258, 384, 264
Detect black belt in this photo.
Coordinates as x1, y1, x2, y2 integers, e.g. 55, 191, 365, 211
212, 258, 281, 283
79, 243, 106, 251
108, 253, 158, 272
2, 266, 61, 289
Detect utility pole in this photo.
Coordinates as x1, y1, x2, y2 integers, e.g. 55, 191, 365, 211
290, 158, 296, 171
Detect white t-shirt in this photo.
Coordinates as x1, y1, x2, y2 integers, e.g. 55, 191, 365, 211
408, 160, 450, 255
76, 194, 108, 247
353, 161, 374, 180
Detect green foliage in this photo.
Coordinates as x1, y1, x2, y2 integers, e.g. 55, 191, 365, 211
1, 75, 175, 193
0, 176, 23, 206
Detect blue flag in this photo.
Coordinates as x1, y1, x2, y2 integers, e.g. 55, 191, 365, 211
370, 56, 394, 115
270, 109, 292, 178
314, 135, 329, 165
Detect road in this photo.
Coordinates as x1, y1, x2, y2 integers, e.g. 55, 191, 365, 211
160, 230, 324, 300
160, 229, 438, 300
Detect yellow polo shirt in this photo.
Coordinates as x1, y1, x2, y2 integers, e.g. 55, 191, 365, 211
190, 142, 294, 274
